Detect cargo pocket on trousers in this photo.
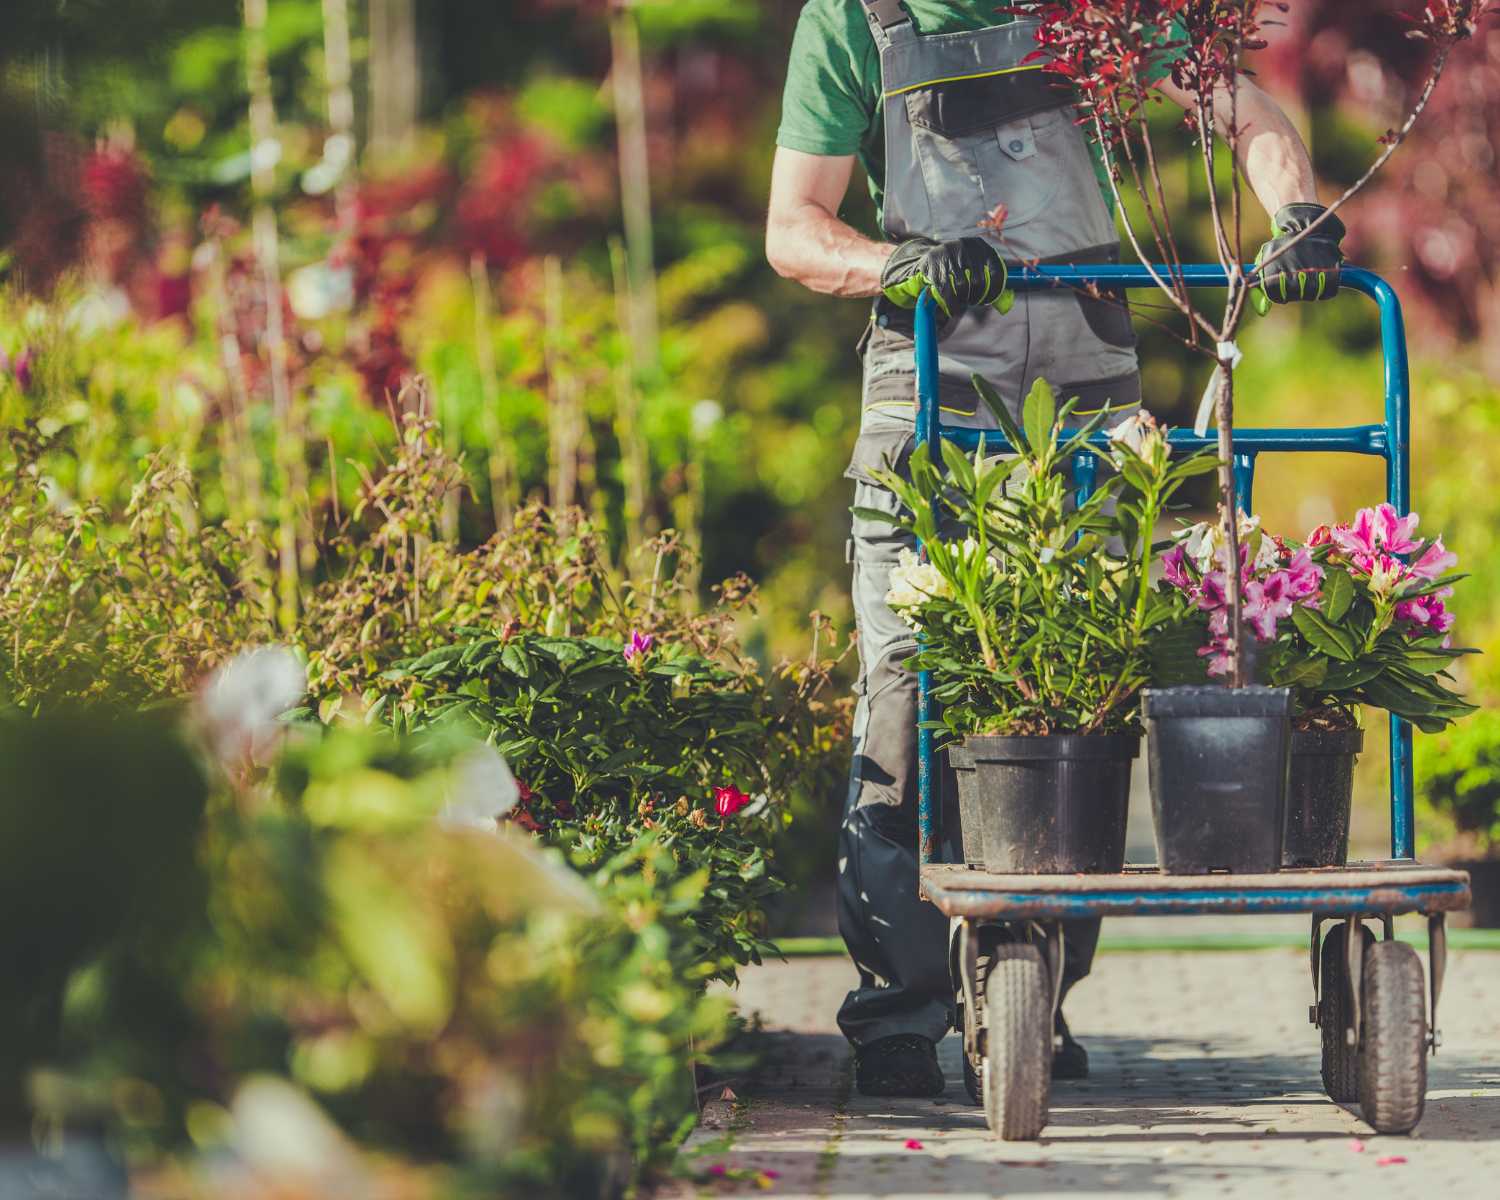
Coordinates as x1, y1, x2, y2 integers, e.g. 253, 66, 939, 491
1075, 288, 1138, 349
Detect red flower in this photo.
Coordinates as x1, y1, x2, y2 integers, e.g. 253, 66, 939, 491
713, 786, 752, 818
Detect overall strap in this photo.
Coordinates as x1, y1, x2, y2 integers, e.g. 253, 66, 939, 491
861, 0, 914, 51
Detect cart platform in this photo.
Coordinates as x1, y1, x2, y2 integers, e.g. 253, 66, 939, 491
920, 862, 1471, 921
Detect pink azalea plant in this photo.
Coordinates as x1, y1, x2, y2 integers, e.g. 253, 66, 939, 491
1158, 504, 1475, 732
622, 629, 655, 665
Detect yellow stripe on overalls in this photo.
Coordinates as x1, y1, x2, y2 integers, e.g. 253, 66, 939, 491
882, 63, 1045, 100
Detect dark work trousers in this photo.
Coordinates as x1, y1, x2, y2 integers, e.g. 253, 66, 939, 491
835, 392, 1138, 1049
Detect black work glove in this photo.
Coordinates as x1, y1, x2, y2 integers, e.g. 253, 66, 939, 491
880, 236, 1013, 321
1253, 203, 1346, 313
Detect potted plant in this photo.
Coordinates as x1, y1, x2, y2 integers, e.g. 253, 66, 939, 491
862, 379, 1213, 873
1158, 503, 1476, 867
1418, 710, 1500, 926
1012, 0, 1482, 873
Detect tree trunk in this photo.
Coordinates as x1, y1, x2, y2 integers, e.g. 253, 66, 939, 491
1214, 367, 1246, 687
368, 0, 420, 157
609, 0, 659, 373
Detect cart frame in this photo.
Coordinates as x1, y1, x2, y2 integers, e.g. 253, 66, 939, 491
907, 266, 1470, 1138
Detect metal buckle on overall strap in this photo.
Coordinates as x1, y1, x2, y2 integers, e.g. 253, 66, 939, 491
861, 0, 910, 32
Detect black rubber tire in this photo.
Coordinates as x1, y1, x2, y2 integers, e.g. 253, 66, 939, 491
1319, 923, 1374, 1103
960, 929, 1000, 1107
1357, 940, 1428, 1135
963, 1050, 983, 1106
981, 942, 1052, 1140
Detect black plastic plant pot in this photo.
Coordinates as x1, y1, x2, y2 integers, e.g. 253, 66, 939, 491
1283, 727, 1364, 868
948, 735, 1138, 874
1141, 686, 1292, 875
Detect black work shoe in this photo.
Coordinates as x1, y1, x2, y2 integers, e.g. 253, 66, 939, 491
1052, 1012, 1089, 1080
854, 1034, 946, 1097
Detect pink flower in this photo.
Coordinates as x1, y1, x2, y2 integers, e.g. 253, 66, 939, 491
623, 630, 655, 664
1331, 503, 1421, 558
1200, 641, 1235, 677
904, 1138, 924, 1150
1306, 524, 1333, 548
1161, 544, 1192, 592
1197, 571, 1228, 610
1243, 573, 1294, 641
1395, 597, 1432, 628
714, 785, 752, 817
1331, 508, 1378, 557
707, 1164, 728, 1177
1282, 548, 1323, 601
1374, 503, 1422, 554
1410, 536, 1457, 581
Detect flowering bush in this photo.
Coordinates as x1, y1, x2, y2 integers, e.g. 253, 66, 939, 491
1161, 511, 1324, 676
378, 631, 787, 978
1159, 503, 1477, 731
864, 380, 1216, 737
1011, 0, 1488, 685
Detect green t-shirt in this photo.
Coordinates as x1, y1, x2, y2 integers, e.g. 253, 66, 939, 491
775, 1, 1156, 229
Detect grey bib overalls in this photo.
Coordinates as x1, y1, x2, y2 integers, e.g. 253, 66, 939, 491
837, 0, 1142, 1048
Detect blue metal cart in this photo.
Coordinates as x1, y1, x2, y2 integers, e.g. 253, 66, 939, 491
909, 266, 1471, 1140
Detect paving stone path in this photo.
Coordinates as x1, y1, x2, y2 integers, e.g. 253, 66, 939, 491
675, 927, 1500, 1198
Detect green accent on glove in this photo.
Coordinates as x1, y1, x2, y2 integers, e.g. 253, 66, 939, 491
879, 236, 1011, 322
1253, 203, 1346, 310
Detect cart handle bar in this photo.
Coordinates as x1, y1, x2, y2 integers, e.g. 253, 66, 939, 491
911, 264, 1416, 864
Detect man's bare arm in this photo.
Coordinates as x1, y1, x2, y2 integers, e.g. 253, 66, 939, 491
766, 147, 893, 298
1155, 75, 1318, 217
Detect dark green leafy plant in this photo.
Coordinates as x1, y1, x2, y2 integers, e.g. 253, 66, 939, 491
863, 378, 1216, 738
378, 631, 783, 977
1417, 708, 1500, 856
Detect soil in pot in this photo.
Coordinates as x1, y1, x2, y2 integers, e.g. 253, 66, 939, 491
948, 734, 1138, 874
1142, 686, 1292, 875
1283, 725, 1363, 868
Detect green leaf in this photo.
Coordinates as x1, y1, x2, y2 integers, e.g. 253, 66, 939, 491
1291, 605, 1356, 661
939, 436, 977, 493
1022, 377, 1056, 457
972, 374, 1026, 452
1270, 655, 1327, 688
1320, 661, 1383, 690
1321, 568, 1355, 622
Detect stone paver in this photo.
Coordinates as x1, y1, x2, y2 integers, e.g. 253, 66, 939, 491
678, 935, 1500, 1198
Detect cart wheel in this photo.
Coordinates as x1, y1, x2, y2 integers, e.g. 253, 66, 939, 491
981, 942, 1052, 1140
1357, 940, 1428, 1135
963, 1050, 983, 1106
1319, 922, 1374, 1103
962, 934, 994, 1107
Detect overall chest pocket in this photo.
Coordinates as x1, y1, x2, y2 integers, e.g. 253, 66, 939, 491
905, 69, 1072, 232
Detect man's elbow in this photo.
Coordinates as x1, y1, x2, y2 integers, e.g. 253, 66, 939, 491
764, 216, 802, 282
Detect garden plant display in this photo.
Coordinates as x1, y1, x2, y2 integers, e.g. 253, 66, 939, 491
1013, 0, 1491, 683
864, 379, 1216, 739
1159, 502, 1476, 732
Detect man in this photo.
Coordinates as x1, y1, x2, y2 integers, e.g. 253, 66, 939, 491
766, 0, 1345, 1098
